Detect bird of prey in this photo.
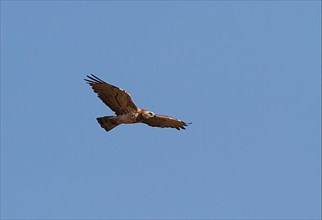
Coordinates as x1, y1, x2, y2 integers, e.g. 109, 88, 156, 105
84, 74, 190, 132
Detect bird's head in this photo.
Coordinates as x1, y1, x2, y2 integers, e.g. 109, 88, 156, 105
141, 110, 156, 119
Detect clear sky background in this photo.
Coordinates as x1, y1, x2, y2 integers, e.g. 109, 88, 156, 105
1, 1, 321, 219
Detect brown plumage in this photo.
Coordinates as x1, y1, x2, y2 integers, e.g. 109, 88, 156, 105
84, 74, 190, 132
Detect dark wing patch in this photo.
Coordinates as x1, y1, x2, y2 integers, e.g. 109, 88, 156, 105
84, 74, 138, 115
142, 114, 190, 130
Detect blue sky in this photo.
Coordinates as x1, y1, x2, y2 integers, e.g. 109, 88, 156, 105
1, 1, 321, 219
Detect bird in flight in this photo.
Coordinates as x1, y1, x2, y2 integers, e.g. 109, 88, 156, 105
84, 74, 190, 132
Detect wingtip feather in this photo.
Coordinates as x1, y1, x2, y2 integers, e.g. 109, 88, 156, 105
90, 74, 104, 82
84, 74, 105, 84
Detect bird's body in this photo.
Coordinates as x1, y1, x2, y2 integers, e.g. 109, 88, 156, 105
85, 74, 190, 132
114, 112, 139, 124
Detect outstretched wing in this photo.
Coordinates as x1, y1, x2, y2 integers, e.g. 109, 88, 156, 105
84, 74, 138, 115
142, 114, 189, 130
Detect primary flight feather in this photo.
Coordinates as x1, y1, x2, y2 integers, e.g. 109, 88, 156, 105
84, 74, 190, 132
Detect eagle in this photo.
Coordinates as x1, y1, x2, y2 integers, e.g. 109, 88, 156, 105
84, 74, 190, 132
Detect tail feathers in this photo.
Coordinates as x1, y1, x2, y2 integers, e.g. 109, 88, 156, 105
97, 116, 120, 132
